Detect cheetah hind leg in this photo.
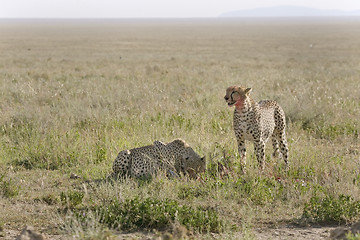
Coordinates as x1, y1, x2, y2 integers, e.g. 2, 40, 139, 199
274, 131, 289, 169
271, 134, 281, 158
112, 150, 131, 178
278, 132, 289, 167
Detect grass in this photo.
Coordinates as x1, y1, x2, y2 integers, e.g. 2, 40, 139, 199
72, 197, 224, 233
0, 173, 19, 198
0, 18, 360, 239
303, 194, 360, 224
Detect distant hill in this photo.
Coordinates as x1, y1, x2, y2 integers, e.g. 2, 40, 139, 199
219, 6, 360, 17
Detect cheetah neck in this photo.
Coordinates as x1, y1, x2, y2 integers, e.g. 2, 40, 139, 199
234, 97, 255, 114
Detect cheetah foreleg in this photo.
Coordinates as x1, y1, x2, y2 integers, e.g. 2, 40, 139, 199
236, 138, 247, 170
254, 140, 265, 170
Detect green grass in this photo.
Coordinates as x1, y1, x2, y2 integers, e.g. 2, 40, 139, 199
60, 190, 85, 208
0, 174, 19, 198
74, 197, 224, 233
0, 18, 360, 239
303, 194, 360, 224
347, 234, 360, 240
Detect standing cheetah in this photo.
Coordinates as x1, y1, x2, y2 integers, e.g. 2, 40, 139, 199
224, 86, 289, 170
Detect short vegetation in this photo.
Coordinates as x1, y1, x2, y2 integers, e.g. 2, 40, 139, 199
0, 19, 359, 239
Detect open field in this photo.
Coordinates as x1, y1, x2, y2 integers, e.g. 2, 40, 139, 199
0, 18, 360, 239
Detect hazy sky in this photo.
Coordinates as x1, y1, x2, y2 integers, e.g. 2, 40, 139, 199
1, 0, 360, 18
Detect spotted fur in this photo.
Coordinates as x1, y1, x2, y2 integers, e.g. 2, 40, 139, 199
224, 86, 289, 170
112, 139, 206, 179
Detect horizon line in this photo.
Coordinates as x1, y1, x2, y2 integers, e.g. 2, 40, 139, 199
2, 16, 360, 20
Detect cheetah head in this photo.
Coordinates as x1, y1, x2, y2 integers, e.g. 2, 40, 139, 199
155, 139, 206, 178
224, 86, 252, 107
181, 146, 206, 176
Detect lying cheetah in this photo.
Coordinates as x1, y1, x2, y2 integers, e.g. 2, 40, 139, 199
224, 86, 289, 170
112, 139, 206, 179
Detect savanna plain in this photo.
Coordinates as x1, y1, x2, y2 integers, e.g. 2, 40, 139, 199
0, 18, 360, 239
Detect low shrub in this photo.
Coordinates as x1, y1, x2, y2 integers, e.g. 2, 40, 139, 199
41, 193, 59, 205
235, 176, 284, 205
0, 174, 19, 198
75, 197, 223, 233
302, 194, 360, 224
178, 184, 210, 200
60, 191, 84, 208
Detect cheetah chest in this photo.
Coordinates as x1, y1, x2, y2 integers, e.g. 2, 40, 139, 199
233, 113, 258, 141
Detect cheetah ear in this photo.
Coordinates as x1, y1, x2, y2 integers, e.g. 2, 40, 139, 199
172, 139, 188, 148
154, 140, 166, 148
245, 88, 252, 95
